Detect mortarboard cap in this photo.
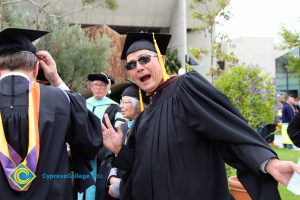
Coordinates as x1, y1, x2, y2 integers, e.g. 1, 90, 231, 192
0, 28, 49, 55
87, 73, 115, 85
121, 32, 171, 59
121, 84, 149, 104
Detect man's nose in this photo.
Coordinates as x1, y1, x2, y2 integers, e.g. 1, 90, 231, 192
136, 62, 145, 71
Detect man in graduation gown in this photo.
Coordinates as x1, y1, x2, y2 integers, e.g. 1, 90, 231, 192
101, 32, 300, 200
0, 28, 102, 199
80, 73, 125, 200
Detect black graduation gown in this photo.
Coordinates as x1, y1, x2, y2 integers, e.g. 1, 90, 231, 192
113, 71, 280, 200
0, 75, 102, 200
287, 111, 300, 147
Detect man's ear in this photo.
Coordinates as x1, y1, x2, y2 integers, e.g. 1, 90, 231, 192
33, 61, 39, 79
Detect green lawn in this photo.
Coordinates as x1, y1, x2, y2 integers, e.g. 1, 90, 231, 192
227, 147, 300, 200
273, 147, 300, 200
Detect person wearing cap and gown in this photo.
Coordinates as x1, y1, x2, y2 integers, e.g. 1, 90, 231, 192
101, 32, 300, 200
80, 73, 125, 200
0, 28, 102, 200
107, 84, 149, 199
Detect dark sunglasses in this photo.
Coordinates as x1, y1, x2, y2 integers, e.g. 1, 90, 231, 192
125, 55, 158, 70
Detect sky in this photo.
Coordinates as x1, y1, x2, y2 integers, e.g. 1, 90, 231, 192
216, 0, 300, 43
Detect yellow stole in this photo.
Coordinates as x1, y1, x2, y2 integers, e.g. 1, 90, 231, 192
0, 81, 40, 191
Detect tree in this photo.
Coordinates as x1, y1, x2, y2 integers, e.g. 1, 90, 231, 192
188, 0, 233, 83
278, 26, 300, 80
39, 18, 110, 91
0, 0, 116, 92
214, 65, 277, 129
0, 0, 118, 28
165, 49, 181, 75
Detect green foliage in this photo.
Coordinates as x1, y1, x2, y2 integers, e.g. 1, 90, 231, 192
285, 54, 300, 73
189, 47, 209, 61
188, 0, 234, 78
165, 49, 181, 75
38, 18, 110, 91
279, 27, 300, 49
214, 65, 277, 129
1, 2, 112, 93
188, 0, 230, 27
278, 26, 300, 84
1, 5, 31, 29
81, 0, 118, 10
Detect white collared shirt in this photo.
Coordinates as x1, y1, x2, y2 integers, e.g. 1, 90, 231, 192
0, 71, 30, 81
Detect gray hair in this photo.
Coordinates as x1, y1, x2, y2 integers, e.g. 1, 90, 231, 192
129, 97, 140, 111
0, 51, 38, 71
129, 97, 148, 113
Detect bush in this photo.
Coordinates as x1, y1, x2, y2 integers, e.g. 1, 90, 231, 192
214, 65, 277, 129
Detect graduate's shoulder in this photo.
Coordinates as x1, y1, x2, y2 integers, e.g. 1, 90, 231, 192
176, 70, 216, 95
40, 84, 68, 98
178, 70, 212, 88
40, 84, 79, 103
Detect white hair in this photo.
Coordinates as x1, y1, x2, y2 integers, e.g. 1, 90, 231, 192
129, 97, 139, 111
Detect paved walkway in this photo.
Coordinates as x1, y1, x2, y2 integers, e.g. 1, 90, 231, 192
274, 135, 300, 151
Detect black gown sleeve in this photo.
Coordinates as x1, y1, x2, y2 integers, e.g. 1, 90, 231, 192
111, 145, 135, 171
175, 71, 280, 200
66, 91, 102, 159
65, 91, 103, 192
287, 111, 300, 147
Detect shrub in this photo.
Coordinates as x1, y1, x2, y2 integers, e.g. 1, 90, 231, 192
214, 65, 277, 129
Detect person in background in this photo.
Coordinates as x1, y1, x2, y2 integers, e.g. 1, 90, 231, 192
287, 111, 300, 147
79, 73, 125, 200
107, 84, 148, 199
0, 28, 102, 200
102, 32, 300, 200
281, 94, 297, 149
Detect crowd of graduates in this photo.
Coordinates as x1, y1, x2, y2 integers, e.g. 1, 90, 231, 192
0, 28, 299, 200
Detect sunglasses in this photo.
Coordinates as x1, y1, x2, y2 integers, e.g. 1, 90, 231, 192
125, 54, 158, 70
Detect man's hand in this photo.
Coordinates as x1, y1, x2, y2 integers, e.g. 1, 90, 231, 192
266, 158, 300, 185
108, 177, 121, 198
36, 51, 63, 87
102, 114, 123, 154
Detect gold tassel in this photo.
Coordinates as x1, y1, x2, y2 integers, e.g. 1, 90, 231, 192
139, 88, 144, 112
152, 33, 169, 81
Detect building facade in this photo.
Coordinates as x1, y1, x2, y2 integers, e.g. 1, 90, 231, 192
223, 37, 276, 77
275, 48, 300, 96
53, 0, 219, 79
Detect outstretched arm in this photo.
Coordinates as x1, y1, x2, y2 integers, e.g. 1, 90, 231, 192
266, 158, 300, 185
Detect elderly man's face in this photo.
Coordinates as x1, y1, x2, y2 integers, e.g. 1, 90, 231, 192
90, 80, 107, 100
126, 49, 163, 93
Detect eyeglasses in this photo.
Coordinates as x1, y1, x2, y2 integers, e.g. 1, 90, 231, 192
92, 83, 107, 88
125, 54, 158, 70
120, 100, 132, 105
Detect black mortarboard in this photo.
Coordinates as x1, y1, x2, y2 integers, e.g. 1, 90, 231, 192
121, 84, 149, 104
121, 32, 171, 59
0, 28, 49, 55
87, 73, 115, 85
